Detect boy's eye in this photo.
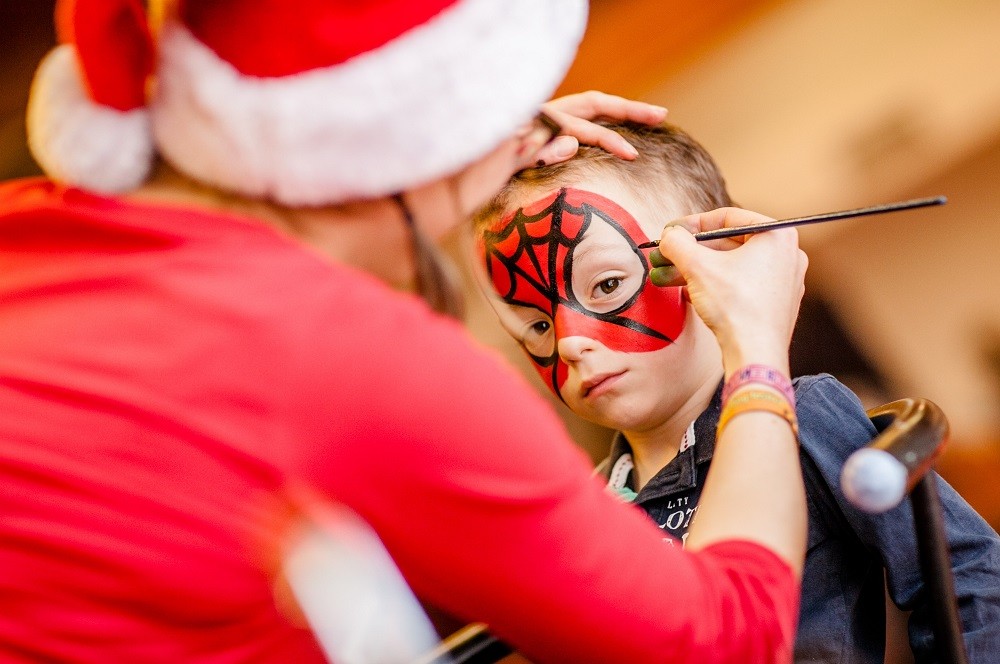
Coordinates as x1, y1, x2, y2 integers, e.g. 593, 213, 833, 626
519, 315, 555, 358
531, 320, 551, 334
597, 278, 621, 295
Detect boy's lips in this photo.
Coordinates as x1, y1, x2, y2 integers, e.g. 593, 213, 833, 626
581, 371, 626, 398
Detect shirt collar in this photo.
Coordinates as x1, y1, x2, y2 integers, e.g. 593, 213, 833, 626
600, 381, 724, 500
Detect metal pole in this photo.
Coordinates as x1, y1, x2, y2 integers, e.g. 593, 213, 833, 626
910, 476, 969, 664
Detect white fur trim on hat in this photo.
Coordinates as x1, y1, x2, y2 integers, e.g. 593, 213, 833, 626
27, 45, 154, 194
152, 0, 587, 207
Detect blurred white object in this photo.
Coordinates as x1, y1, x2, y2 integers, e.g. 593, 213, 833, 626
841, 447, 908, 514
283, 506, 444, 664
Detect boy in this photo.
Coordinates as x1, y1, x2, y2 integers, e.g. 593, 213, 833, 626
476, 122, 1000, 662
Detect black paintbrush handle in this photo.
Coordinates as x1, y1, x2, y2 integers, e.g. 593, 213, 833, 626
637, 196, 947, 249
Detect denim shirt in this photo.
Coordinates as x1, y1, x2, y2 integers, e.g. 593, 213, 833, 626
598, 374, 1000, 663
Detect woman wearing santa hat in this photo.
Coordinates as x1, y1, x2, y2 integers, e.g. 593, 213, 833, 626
0, 0, 807, 662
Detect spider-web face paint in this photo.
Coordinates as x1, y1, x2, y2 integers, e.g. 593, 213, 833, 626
481, 187, 686, 398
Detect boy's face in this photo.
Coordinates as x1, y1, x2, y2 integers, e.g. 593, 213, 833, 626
482, 183, 715, 430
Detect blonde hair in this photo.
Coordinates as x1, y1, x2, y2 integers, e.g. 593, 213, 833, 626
476, 121, 732, 231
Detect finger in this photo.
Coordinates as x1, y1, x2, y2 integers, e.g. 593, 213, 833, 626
649, 248, 670, 268
649, 265, 684, 287
654, 225, 702, 276
533, 135, 580, 166
643, 218, 701, 263
654, 217, 703, 248
674, 207, 777, 250
546, 109, 640, 159
545, 91, 667, 124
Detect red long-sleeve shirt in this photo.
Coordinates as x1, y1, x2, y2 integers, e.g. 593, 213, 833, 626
0, 179, 798, 663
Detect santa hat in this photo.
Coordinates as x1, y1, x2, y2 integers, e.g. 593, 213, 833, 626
27, 0, 587, 206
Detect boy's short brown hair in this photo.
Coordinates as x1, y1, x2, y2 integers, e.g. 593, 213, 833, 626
477, 121, 732, 230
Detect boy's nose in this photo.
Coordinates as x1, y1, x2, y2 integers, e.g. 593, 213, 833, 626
555, 306, 602, 362
557, 335, 598, 363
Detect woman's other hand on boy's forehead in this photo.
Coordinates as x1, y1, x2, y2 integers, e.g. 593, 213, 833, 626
537, 92, 667, 166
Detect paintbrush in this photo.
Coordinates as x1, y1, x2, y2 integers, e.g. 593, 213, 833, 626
636, 195, 947, 249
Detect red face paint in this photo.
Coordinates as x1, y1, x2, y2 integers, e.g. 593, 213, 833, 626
481, 188, 686, 398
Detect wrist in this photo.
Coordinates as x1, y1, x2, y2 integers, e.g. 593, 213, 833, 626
718, 389, 799, 436
718, 350, 799, 443
722, 348, 790, 380
722, 364, 796, 408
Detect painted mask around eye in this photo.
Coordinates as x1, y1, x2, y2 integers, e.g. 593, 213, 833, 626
481, 187, 686, 399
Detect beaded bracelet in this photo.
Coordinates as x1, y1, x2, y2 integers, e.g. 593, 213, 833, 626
717, 388, 799, 439
722, 364, 796, 408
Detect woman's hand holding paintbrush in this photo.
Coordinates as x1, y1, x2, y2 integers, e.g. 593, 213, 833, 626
650, 207, 809, 372
646, 196, 946, 287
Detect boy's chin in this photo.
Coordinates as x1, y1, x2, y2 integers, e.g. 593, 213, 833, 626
570, 400, 659, 433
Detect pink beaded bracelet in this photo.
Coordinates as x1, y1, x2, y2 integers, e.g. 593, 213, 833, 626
722, 364, 795, 407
